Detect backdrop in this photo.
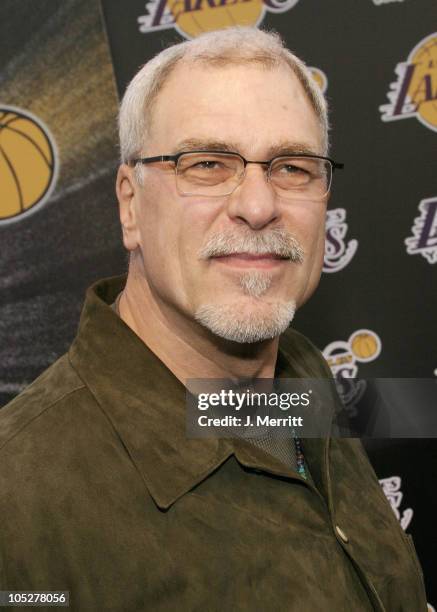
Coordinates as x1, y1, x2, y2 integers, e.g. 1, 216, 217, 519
1, 0, 435, 607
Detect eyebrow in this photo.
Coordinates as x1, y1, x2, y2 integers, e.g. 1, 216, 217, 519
174, 139, 239, 154
173, 138, 321, 158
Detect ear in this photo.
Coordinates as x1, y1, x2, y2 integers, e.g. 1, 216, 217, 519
116, 164, 141, 252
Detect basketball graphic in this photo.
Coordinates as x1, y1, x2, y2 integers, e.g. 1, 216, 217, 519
310, 67, 328, 93
408, 33, 437, 131
0, 106, 58, 224
171, 0, 264, 39
350, 329, 382, 362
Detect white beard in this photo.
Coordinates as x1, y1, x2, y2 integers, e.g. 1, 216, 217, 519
194, 271, 296, 343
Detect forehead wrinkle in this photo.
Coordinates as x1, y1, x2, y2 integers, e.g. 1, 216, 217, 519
173, 138, 321, 158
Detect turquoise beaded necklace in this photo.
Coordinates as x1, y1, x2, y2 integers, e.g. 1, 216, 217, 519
293, 435, 307, 479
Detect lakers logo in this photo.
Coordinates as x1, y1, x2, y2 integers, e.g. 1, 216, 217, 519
323, 208, 358, 273
324, 329, 382, 377
405, 197, 437, 264
379, 476, 413, 530
137, 0, 301, 40
324, 329, 382, 415
0, 106, 58, 224
380, 33, 437, 131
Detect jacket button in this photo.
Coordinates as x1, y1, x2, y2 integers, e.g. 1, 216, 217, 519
335, 525, 349, 543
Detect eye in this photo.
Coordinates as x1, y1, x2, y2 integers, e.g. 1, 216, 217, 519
192, 160, 222, 170
278, 163, 310, 175
271, 157, 325, 184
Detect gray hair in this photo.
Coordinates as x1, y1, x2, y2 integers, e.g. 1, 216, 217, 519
118, 26, 329, 168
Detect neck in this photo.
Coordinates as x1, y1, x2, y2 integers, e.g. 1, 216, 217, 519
118, 266, 280, 385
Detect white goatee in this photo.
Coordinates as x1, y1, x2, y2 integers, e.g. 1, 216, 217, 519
194, 300, 296, 343
194, 226, 302, 343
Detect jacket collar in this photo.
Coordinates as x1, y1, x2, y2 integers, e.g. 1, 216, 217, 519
69, 275, 330, 509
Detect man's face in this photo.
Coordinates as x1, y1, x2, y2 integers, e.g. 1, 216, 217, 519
123, 62, 327, 343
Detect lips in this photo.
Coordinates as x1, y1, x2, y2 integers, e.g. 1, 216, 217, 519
211, 253, 288, 269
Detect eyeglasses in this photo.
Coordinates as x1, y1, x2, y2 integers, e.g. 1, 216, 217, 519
129, 150, 344, 200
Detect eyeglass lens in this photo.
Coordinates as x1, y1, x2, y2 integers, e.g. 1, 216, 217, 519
175, 152, 332, 199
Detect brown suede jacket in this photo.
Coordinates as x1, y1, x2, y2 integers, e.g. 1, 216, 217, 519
0, 275, 428, 611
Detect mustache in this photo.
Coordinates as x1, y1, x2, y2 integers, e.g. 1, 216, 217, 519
198, 227, 305, 263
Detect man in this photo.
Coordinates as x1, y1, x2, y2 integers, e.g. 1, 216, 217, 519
0, 27, 427, 611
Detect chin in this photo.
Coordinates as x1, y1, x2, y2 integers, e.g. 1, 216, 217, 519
193, 298, 297, 344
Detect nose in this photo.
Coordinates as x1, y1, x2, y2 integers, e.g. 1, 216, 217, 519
225, 163, 280, 230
